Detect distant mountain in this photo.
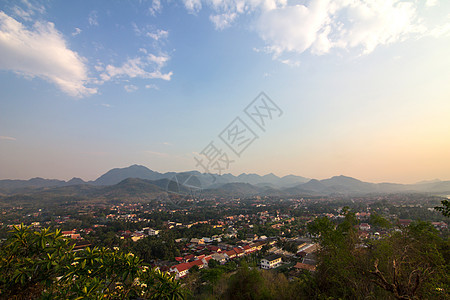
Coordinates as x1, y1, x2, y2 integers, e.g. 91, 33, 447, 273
1, 165, 450, 197
96, 178, 165, 199
0, 178, 67, 190
92, 165, 165, 185
204, 182, 261, 197
0, 178, 167, 206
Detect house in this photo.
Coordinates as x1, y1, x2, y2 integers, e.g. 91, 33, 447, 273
147, 228, 159, 236
398, 219, 412, 227
170, 263, 191, 279
224, 249, 237, 260
190, 238, 205, 244
242, 245, 253, 254
211, 253, 227, 264
69, 233, 81, 240
233, 247, 245, 257
131, 232, 146, 242
260, 254, 282, 269
62, 230, 76, 237
359, 223, 371, 231
190, 259, 205, 269
202, 237, 213, 243
293, 262, 316, 272
206, 245, 221, 252
169, 259, 206, 279
431, 222, 448, 230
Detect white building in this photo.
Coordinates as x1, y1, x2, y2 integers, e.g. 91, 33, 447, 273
260, 254, 282, 269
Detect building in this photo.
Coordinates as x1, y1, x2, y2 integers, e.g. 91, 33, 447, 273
147, 228, 159, 236
169, 263, 191, 279
260, 254, 282, 269
359, 223, 371, 231
293, 262, 316, 272
190, 238, 205, 244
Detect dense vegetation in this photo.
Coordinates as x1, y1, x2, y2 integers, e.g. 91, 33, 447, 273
0, 225, 185, 299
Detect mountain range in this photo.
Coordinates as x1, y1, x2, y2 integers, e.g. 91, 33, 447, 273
0, 165, 449, 201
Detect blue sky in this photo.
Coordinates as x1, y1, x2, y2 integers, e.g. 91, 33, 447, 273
0, 0, 449, 183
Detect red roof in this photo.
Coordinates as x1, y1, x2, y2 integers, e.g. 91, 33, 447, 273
184, 254, 195, 260
190, 259, 204, 268
294, 262, 316, 271
225, 250, 236, 257
175, 257, 183, 262
207, 245, 220, 252
173, 262, 191, 272
233, 247, 244, 254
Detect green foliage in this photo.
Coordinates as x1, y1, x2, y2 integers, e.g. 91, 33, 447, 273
0, 225, 186, 299
307, 215, 449, 300
370, 212, 392, 229
435, 199, 450, 217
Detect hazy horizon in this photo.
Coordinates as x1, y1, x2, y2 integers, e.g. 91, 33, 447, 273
0, 163, 448, 186
1, 1, 449, 184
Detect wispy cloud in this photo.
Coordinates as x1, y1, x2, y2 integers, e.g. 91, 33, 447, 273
210, 12, 237, 30
124, 84, 138, 92
100, 103, 112, 108
145, 84, 159, 90
144, 150, 169, 157
182, 0, 202, 14
72, 27, 82, 36
0, 136, 17, 141
147, 29, 169, 41
149, 0, 162, 16
0, 12, 96, 97
426, 0, 439, 7
12, 0, 45, 21
88, 11, 98, 26
100, 53, 172, 82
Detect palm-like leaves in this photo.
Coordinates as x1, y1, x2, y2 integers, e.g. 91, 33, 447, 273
0, 226, 186, 299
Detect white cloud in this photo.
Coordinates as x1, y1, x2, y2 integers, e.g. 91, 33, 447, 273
149, 0, 162, 16
147, 29, 169, 40
101, 53, 172, 82
12, 6, 32, 21
256, 0, 423, 57
100, 103, 112, 108
430, 23, 450, 37
124, 84, 138, 92
0, 12, 96, 97
145, 84, 159, 89
21, 0, 45, 15
279, 58, 301, 67
0, 136, 16, 141
72, 27, 82, 36
186, 0, 435, 59
210, 12, 237, 30
183, 0, 202, 13
88, 11, 98, 26
426, 0, 438, 7
12, 0, 45, 21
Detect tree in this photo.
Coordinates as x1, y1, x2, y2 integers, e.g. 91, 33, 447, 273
0, 225, 187, 299
368, 221, 449, 299
435, 199, 450, 217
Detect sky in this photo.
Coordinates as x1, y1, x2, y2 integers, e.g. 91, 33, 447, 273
0, 0, 449, 184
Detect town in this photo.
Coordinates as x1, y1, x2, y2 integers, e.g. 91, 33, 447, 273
1, 192, 447, 288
